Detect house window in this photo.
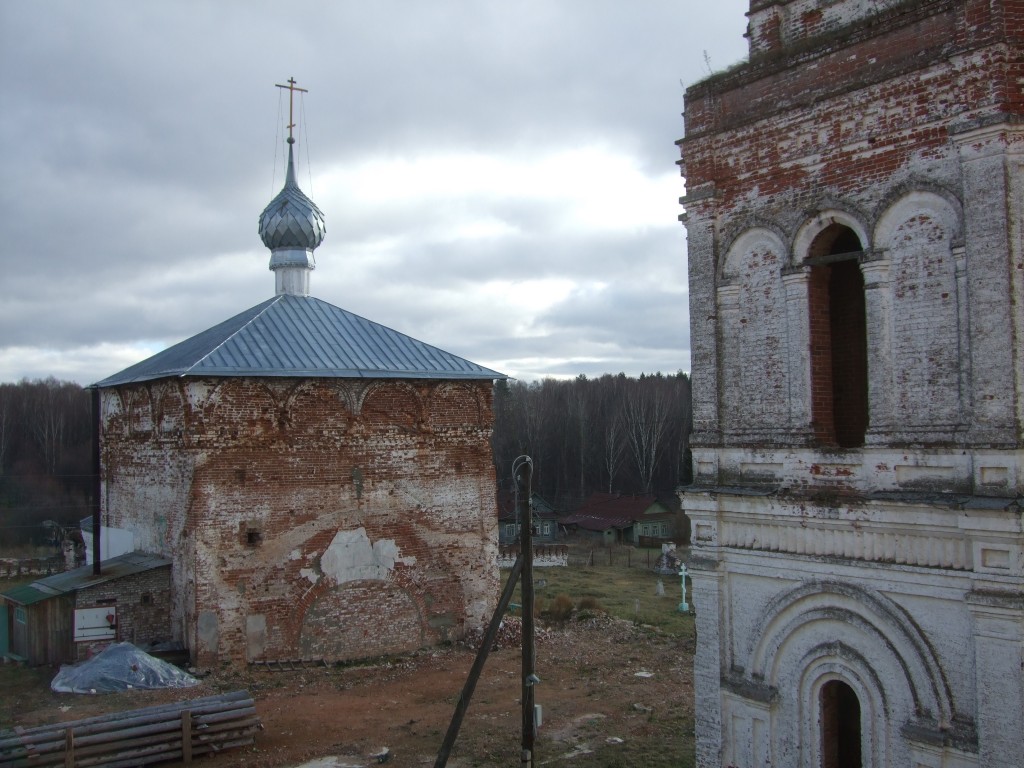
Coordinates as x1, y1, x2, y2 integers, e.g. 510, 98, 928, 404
141, 593, 153, 606
14, 606, 26, 624
806, 224, 868, 448
246, 528, 263, 546
505, 524, 517, 538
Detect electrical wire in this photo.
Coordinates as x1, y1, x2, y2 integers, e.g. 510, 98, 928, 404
299, 92, 314, 197
271, 87, 284, 195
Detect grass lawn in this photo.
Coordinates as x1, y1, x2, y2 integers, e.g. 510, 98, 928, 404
503, 550, 694, 638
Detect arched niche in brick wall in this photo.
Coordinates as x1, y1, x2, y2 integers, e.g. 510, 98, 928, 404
875, 191, 964, 431
127, 385, 154, 437
429, 381, 484, 427
150, 381, 186, 436
720, 226, 789, 282
207, 379, 281, 440
358, 380, 422, 432
718, 227, 792, 433
285, 379, 353, 436
100, 389, 127, 434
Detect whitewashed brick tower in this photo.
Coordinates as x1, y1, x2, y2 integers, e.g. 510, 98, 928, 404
678, 2, 1023, 766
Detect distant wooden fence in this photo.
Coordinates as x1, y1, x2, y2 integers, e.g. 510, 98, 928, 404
566, 546, 685, 570
0, 557, 65, 579
497, 545, 569, 568
0, 690, 260, 767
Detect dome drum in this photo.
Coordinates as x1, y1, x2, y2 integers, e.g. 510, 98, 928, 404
269, 247, 315, 271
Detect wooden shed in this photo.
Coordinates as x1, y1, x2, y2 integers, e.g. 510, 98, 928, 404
1, 552, 171, 666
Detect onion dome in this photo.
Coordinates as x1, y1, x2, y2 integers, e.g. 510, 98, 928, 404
258, 139, 326, 295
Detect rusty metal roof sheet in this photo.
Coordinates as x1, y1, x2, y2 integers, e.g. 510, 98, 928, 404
94, 294, 506, 387
0, 552, 170, 606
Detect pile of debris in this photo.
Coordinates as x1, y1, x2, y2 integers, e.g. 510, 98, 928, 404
461, 616, 552, 651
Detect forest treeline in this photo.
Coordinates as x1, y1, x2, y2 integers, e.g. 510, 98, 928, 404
0, 378, 93, 550
0, 373, 692, 548
492, 372, 692, 510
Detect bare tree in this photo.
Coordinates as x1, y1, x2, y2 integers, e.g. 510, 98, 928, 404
0, 384, 11, 472
621, 379, 672, 494
599, 407, 626, 493
28, 378, 68, 475
492, 371, 693, 502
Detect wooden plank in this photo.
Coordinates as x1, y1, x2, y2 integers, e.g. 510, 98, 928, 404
181, 710, 191, 764
63, 728, 73, 768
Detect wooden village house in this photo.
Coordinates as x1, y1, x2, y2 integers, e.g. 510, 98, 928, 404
561, 493, 675, 546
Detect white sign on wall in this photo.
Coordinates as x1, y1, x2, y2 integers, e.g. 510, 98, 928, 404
74, 606, 117, 641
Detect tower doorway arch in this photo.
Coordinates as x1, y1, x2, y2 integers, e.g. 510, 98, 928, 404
821, 679, 863, 768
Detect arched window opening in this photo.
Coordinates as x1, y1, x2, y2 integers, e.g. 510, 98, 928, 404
820, 680, 863, 768
806, 224, 868, 447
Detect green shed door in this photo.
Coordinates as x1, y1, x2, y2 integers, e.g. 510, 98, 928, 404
0, 603, 8, 656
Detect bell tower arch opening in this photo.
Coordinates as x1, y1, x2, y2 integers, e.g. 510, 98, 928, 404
805, 224, 868, 448
820, 679, 863, 768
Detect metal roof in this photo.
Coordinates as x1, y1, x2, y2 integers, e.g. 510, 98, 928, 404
1, 583, 57, 607
0, 552, 171, 606
94, 294, 507, 387
561, 493, 670, 532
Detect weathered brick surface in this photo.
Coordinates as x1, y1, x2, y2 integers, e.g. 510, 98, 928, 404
100, 378, 499, 668
681, 2, 1023, 766
74, 566, 172, 661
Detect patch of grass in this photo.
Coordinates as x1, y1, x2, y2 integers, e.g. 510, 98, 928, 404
544, 593, 574, 622
502, 559, 694, 639
577, 595, 602, 612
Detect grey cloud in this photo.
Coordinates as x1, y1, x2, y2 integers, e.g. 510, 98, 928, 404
0, 0, 748, 383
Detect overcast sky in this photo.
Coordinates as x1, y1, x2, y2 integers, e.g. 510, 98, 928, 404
0, 1, 749, 385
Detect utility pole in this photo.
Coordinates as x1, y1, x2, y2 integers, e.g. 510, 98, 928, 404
515, 455, 536, 766
434, 455, 536, 768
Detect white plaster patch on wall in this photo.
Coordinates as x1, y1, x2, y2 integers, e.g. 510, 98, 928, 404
895, 464, 956, 483
321, 527, 405, 584
300, 568, 319, 584
289, 549, 302, 560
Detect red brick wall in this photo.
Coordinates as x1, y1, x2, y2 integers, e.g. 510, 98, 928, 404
75, 566, 172, 661
684, 1, 1019, 211
100, 377, 499, 667
681, 0, 1022, 449
807, 265, 835, 443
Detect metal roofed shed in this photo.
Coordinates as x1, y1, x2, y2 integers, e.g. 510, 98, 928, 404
1, 552, 171, 666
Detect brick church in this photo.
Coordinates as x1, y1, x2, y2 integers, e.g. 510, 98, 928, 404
679, 1, 1022, 766
94, 96, 505, 667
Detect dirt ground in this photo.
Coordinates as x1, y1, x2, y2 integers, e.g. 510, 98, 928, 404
1, 614, 696, 768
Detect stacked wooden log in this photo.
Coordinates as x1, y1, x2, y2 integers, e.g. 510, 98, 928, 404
0, 690, 260, 767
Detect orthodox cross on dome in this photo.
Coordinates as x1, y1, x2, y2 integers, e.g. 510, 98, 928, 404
275, 77, 308, 144
260, 76, 325, 297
